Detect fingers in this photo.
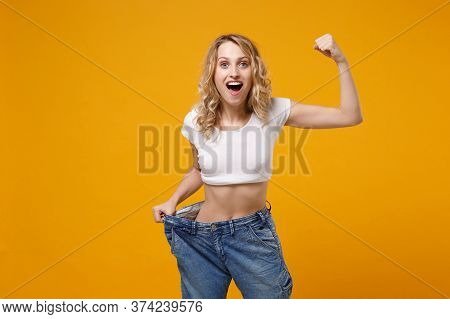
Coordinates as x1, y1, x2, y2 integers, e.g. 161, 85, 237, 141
152, 207, 165, 223
314, 33, 334, 51
315, 40, 331, 51
315, 33, 333, 44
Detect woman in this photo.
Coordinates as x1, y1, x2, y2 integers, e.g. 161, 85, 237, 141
152, 33, 363, 299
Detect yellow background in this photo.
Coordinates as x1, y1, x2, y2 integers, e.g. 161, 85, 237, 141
1, 0, 449, 298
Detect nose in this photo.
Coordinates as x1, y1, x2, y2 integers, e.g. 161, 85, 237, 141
230, 65, 240, 77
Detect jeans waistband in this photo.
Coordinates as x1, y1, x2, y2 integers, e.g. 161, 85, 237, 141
162, 200, 272, 235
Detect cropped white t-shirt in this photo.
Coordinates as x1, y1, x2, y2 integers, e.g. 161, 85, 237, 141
181, 97, 291, 185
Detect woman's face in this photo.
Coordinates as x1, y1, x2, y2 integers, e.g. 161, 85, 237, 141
214, 41, 253, 108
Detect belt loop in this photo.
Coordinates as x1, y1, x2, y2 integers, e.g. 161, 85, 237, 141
229, 220, 234, 236
191, 221, 196, 235
257, 211, 267, 226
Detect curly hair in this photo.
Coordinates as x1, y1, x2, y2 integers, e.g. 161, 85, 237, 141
191, 33, 272, 141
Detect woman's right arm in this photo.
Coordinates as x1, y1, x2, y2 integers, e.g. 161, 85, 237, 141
152, 142, 203, 222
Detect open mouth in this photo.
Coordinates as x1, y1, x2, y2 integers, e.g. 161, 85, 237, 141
226, 82, 243, 92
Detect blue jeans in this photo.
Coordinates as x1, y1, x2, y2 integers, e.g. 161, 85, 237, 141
162, 200, 293, 299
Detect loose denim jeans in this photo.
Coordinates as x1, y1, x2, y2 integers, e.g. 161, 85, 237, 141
162, 200, 293, 299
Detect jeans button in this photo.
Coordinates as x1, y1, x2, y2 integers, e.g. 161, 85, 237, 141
211, 224, 217, 230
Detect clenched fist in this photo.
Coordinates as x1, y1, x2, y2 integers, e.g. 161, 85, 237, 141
313, 33, 347, 64
152, 200, 177, 223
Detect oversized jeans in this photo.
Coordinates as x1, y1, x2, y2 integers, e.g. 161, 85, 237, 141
162, 200, 293, 299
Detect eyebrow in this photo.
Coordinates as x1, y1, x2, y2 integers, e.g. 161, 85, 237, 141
218, 56, 249, 60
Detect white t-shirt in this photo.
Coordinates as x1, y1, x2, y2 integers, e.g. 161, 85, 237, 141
181, 97, 291, 185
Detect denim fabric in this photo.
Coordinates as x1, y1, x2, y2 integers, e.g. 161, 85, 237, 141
162, 200, 293, 299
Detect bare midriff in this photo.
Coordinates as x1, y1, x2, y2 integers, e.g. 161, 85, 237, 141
195, 181, 268, 222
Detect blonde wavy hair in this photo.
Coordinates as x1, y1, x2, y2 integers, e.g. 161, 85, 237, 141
191, 34, 272, 140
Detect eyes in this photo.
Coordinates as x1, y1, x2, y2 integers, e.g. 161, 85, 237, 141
219, 61, 249, 69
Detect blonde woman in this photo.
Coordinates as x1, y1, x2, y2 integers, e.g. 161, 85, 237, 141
152, 33, 363, 299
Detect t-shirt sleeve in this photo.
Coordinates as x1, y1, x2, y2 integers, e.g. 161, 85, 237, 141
180, 109, 196, 144
269, 97, 291, 129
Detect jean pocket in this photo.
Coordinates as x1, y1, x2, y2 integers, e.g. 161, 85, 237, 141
279, 266, 293, 296
246, 222, 280, 255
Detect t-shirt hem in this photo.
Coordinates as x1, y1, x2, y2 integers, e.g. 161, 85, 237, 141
201, 175, 271, 186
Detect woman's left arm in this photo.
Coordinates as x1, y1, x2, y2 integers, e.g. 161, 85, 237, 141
285, 34, 363, 129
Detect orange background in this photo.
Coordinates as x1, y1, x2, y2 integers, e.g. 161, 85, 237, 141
1, 0, 449, 298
